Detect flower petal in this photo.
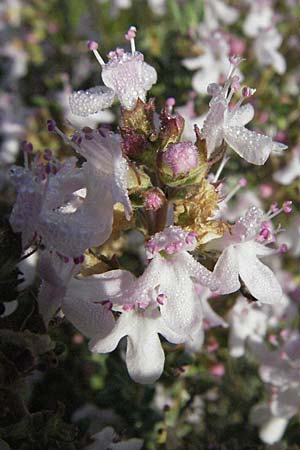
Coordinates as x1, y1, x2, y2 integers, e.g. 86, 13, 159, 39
202, 101, 226, 157
69, 86, 115, 117
236, 242, 283, 304
223, 126, 273, 165
62, 294, 115, 338
125, 309, 165, 384
228, 104, 254, 127
213, 246, 241, 295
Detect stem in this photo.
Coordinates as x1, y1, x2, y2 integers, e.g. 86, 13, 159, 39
152, 200, 168, 234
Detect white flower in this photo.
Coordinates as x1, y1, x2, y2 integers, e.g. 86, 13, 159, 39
228, 293, 295, 357
203, 0, 239, 31
228, 296, 269, 357
243, 0, 274, 38
251, 331, 300, 444
253, 27, 286, 75
213, 206, 283, 303
176, 99, 206, 141
182, 31, 233, 95
70, 34, 157, 113
62, 226, 218, 383
201, 66, 286, 163
85, 426, 143, 450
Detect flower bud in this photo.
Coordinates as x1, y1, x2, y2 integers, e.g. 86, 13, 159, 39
162, 142, 199, 176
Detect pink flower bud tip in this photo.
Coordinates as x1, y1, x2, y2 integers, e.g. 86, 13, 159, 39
163, 142, 199, 176
268, 334, 278, 346
259, 183, 273, 198
87, 40, 98, 51
210, 363, 225, 377
144, 189, 164, 211
238, 177, 247, 187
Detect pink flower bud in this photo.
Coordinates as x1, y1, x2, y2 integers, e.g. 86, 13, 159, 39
210, 363, 225, 377
162, 142, 199, 176
259, 183, 273, 198
144, 188, 164, 211
238, 177, 247, 187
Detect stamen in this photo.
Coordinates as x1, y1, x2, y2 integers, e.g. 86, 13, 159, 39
166, 97, 176, 114
87, 40, 105, 67
242, 86, 256, 98
21, 140, 33, 169
47, 119, 81, 153
223, 177, 247, 203
213, 154, 230, 182
124, 26, 137, 55
266, 200, 292, 220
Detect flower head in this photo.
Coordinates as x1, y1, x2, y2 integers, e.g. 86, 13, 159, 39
70, 28, 157, 114
201, 60, 287, 164
213, 206, 284, 303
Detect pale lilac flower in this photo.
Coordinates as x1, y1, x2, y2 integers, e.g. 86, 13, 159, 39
182, 31, 233, 95
253, 27, 286, 75
227, 292, 295, 357
273, 145, 300, 185
251, 331, 300, 444
243, 0, 274, 38
85, 426, 143, 450
228, 296, 269, 357
203, 0, 239, 31
70, 32, 157, 113
10, 130, 131, 258
37, 251, 79, 325
176, 99, 206, 141
201, 64, 286, 163
63, 227, 218, 383
213, 206, 283, 303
